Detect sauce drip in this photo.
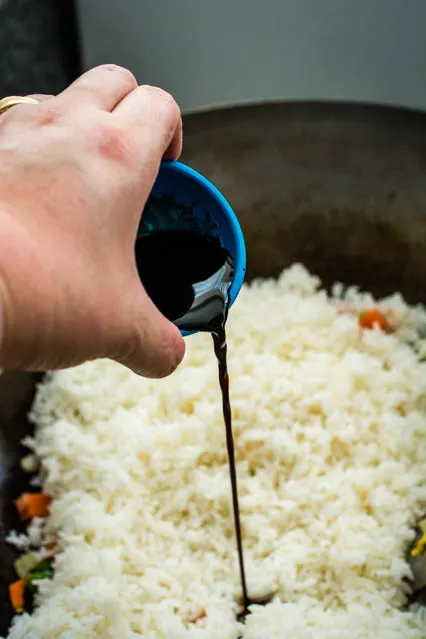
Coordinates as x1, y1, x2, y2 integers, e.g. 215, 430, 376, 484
212, 326, 249, 615
135, 228, 271, 621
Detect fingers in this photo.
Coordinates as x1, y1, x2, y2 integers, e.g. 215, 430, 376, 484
23, 74, 183, 162
58, 64, 138, 112
128, 320, 185, 379
163, 116, 183, 160
118, 287, 185, 378
113, 85, 183, 160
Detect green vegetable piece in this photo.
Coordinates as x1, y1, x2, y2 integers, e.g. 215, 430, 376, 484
27, 558, 54, 592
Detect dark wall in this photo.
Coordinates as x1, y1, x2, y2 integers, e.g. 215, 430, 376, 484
0, 0, 80, 96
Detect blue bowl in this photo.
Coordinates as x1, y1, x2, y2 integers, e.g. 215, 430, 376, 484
138, 160, 246, 336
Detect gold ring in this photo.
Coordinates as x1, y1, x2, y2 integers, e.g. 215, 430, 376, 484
0, 96, 39, 115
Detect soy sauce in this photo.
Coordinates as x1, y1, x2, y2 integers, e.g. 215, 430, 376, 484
135, 230, 231, 327
212, 327, 250, 615
135, 228, 266, 621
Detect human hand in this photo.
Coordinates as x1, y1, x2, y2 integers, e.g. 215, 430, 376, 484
0, 65, 185, 377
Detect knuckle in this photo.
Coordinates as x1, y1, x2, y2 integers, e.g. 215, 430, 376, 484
140, 86, 181, 151
98, 64, 138, 90
95, 119, 136, 167
143, 85, 180, 120
34, 103, 64, 127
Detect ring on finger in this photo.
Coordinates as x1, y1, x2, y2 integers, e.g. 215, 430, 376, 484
0, 96, 40, 115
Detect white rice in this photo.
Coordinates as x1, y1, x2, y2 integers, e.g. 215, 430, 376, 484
5, 264, 426, 638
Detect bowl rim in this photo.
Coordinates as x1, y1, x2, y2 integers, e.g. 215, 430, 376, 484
161, 160, 247, 336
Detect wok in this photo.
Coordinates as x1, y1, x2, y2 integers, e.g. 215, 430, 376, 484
1, 101, 426, 633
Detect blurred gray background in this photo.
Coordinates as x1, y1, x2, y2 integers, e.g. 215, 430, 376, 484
2, 0, 426, 114
78, 0, 426, 113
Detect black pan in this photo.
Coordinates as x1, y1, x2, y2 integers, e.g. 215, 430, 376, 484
2, 101, 426, 634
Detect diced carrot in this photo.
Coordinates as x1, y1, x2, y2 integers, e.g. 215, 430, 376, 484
358, 309, 389, 332
9, 579, 25, 612
46, 542, 57, 552
14, 493, 51, 521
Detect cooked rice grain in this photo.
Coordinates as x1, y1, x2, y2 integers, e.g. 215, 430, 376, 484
5, 265, 426, 638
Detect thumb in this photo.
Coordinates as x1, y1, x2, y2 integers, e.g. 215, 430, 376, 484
117, 286, 186, 378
